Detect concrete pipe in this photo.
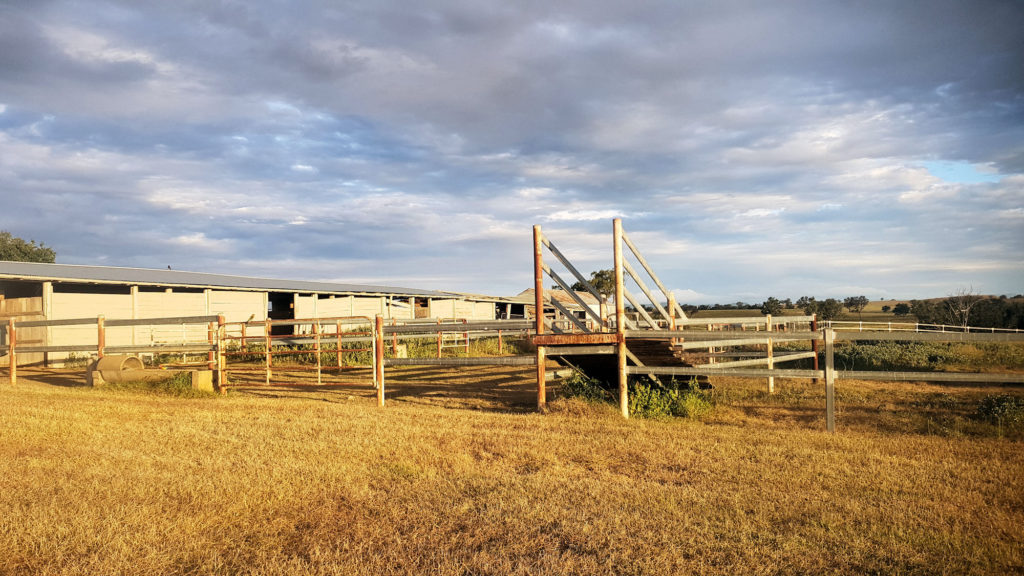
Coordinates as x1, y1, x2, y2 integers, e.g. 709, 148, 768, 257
93, 355, 144, 372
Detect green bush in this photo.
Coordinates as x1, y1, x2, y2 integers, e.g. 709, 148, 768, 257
560, 371, 610, 402
559, 373, 716, 420
977, 394, 1024, 425
673, 387, 713, 419
629, 381, 675, 419
629, 378, 714, 420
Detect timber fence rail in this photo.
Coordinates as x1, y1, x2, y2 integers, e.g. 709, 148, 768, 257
825, 320, 1024, 334
2, 314, 222, 386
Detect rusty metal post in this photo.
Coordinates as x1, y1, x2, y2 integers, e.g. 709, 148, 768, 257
375, 315, 385, 407
534, 225, 547, 411
613, 218, 628, 418
7, 319, 16, 386
463, 318, 470, 354
97, 316, 105, 359
498, 329, 503, 354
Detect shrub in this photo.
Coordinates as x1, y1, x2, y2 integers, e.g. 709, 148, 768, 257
976, 394, 1024, 425
631, 378, 713, 420
672, 387, 713, 419
560, 371, 610, 402
629, 381, 675, 419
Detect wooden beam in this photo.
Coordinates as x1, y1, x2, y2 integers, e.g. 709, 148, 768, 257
534, 333, 620, 346
825, 329, 835, 433
533, 225, 546, 411
614, 218, 628, 418
619, 230, 687, 320
539, 235, 603, 304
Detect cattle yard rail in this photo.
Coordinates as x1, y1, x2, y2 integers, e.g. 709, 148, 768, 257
3, 221, 1024, 434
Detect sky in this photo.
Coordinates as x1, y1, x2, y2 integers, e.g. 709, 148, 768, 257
1, 1, 1022, 304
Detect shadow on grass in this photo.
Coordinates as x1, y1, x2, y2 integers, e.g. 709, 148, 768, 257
225, 364, 540, 413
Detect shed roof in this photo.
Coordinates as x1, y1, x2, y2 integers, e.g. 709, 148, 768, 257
0, 261, 452, 298
516, 288, 603, 308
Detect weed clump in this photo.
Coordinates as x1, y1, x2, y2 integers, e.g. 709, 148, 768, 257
976, 394, 1024, 425
630, 379, 713, 420
559, 371, 713, 420
560, 371, 610, 402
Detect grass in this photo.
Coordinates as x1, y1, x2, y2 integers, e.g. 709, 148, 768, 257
1, 369, 1023, 575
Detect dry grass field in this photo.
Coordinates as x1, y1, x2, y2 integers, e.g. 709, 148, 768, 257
1, 366, 1023, 575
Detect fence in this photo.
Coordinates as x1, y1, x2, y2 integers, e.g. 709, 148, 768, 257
2, 314, 222, 386
825, 320, 1023, 334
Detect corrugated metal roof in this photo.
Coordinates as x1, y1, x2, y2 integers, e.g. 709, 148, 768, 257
516, 288, 603, 308
0, 261, 453, 298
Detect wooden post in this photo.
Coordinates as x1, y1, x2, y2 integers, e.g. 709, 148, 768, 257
217, 315, 226, 394
336, 320, 343, 370
7, 319, 16, 386
766, 314, 774, 394
391, 318, 398, 355
498, 330, 504, 354
613, 218, 628, 418
707, 323, 715, 364
207, 321, 216, 371
97, 316, 105, 359
436, 318, 442, 358
534, 225, 547, 411
265, 318, 272, 385
375, 315, 385, 407
314, 321, 322, 386
667, 293, 677, 331
811, 315, 819, 384
824, 328, 836, 433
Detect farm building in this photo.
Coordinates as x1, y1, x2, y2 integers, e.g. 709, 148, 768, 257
515, 288, 605, 321
0, 261, 501, 366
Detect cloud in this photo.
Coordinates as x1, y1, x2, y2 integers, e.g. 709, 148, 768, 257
0, 0, 1021, 302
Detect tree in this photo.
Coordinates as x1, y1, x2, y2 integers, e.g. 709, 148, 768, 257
760, 296, 783, 316
910, 300, 938, 324
801, 297, 818, 316
881, 305, 891, 313
892, 302, 911, 316
843, 295, 870, 319
0, 231, 56, 263
815, 298, 845, 321
944, 287, 981, 328
570, 269, 615, 300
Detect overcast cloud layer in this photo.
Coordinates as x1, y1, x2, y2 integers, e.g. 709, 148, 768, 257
1, 1, 1022, 302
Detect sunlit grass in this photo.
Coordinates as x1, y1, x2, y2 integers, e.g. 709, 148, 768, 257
1, 370, 1022, 575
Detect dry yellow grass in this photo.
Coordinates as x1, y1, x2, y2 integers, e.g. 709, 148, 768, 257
1, 368, 1022, 575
